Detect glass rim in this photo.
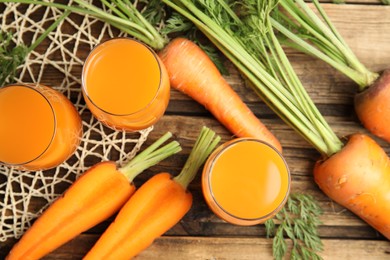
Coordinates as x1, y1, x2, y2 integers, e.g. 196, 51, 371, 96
204, 137, 291, 223
0, 83, 57, 167
81, 37, 164, 117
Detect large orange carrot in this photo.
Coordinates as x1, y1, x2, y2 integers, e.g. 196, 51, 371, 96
314, 134, 390, 239
158, 38, 282, 152
6, 132, 181, 260
84, 126, 220, 259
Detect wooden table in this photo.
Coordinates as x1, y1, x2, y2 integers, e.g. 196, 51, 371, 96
1, 1, 390, 259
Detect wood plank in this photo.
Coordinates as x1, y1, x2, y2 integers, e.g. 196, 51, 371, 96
2, 236, 389, 259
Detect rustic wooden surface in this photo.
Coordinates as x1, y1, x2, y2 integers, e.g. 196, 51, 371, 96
2, 2, 390, 259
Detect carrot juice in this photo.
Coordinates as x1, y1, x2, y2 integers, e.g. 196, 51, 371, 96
202, 138, 290, 225
82, 38, 170, 131
0, 84, 82, 171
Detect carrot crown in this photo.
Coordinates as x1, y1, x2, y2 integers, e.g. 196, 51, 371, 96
119, 132, 182, 182
174, 126, 221, 190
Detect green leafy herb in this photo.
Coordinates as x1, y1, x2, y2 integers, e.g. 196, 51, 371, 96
0, 31, 28, 86
265, 193, 323, 260
0, 10, 70, 86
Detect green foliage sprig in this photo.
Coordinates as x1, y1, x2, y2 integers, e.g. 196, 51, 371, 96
0, 10, 70, 86
265, 193, 323, 260
0, 31, 28, 86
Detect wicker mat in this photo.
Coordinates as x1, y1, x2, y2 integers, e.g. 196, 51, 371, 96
0, 2, 153, 241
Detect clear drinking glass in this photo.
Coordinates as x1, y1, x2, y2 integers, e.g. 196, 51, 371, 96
0, 84, 83, 171
202, 138, 290, 226
81, 38, 170, 131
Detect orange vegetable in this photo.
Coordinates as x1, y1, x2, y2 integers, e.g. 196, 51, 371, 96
354, 70, 390, 143
314, 134, 390, 239
84, 126, 220, 259
6, 132, 181, 260
158, 38, 282, 152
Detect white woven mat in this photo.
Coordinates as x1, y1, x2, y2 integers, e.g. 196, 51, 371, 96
0, 2, 153, 241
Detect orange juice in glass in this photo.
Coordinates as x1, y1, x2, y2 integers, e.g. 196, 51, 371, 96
202, 138, 290, 226
82, 38, 170, 131
0, 84, 83, 171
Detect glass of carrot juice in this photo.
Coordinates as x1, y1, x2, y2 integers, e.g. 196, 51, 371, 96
0, 84, 83, 171
202, 138, 290, 226
81, 38, 170, 131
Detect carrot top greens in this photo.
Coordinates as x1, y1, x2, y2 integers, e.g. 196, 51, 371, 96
1, 0, 168, 50
161, 0, 343, 157
174, 126, 220, 189
119, 132, 182, 181
265, 193, 323, 260
0, 10, 70, 86
271, 0, 379, 91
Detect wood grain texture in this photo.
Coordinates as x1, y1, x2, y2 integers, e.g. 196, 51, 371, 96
2, 2, 390, 259
2, 236, 390, 259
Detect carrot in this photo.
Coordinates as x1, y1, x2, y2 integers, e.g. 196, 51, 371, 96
84, 126, 220, 259
314, 134, 390, 239
271, 0, 390, 143
158, 38, 282, 152
354, 70, 390, 142
6, 132, 181, 260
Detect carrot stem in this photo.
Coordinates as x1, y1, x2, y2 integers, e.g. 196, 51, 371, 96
1, 0, 167, 50
174, 126, 220, 189
273, 0, 379, 90
162, 0, 343, 157
27, 10, 71, 52
119, 132, 182, 182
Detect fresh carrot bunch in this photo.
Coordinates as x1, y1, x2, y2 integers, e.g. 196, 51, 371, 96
84, 126, 220, 259
6, 132, 181, 260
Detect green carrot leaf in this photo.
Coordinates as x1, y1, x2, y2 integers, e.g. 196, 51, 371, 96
119, 132, 182, 181
0, 31, 28, 86
265, 193, 323, 260
0, 10, 70, 86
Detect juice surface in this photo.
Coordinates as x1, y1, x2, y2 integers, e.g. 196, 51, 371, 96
83, 38, 161, 115
0, 86, 55, 165
209, 140, 289, 220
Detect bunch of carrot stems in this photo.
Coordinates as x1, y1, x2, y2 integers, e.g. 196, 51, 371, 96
162, 0, 342, 157
271, 0, 390, 144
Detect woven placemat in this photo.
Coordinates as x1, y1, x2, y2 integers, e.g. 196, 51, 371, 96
0, 2, 153, 241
